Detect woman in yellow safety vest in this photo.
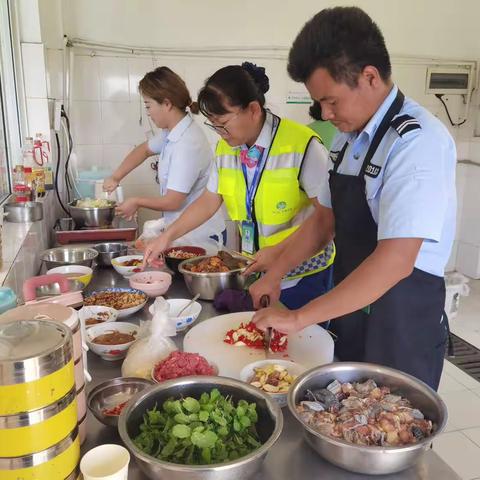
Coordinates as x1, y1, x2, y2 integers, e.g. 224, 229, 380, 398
144, 62, 335, 309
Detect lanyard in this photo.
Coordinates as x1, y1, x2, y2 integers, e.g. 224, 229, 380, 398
241, 146, 269, 220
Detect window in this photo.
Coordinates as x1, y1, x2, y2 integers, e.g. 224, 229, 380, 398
0, 0, 22, 203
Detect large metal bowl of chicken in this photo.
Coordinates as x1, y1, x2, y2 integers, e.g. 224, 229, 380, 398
178, 255, 248, 300
287, 362, 448, 475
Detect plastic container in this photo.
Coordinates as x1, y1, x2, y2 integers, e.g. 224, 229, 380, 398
22, 137, 36, 168
0, 287, 17, 314
13, 184, 31, 202
75, 169, 112, 199
445, 272, 470, 320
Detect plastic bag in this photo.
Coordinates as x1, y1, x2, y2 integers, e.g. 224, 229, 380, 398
121, 297, 177, 379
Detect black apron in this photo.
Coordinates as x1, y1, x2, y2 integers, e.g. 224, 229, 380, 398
328, 90, 448, 391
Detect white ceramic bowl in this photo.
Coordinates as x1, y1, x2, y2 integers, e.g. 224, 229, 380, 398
240, 359, 306, 408
86, 321, 139, 361
111, 255, 144, 277
148, 298, 202, 332
47, 265, 93, 286
84, 288, 148, 319
78, 305, 118, 329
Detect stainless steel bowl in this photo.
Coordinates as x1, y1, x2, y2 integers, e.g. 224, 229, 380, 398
36, 279, 84, 297
288, 362, 448, 475
178, 256, 248, 301
87, 377, 154, 427
118, 376, 283, 480
41, 247, 99, 269
93, 242, 129, 267
68, 199, 116, 228
4, 201, 43, 223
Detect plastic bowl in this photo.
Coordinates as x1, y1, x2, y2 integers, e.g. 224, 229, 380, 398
163, 246, 206, 275
86, 321, 139, 361
148, 298, 202, 332
240, 360, 306, 408
111, 255, 144, 277
78, 305, 119, 329
47, 265, 93, 287
129, 271, 172, 298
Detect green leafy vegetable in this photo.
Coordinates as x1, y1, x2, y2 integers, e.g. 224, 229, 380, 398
133, 389, 262, 465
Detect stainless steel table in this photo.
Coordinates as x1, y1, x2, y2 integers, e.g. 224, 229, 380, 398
81, 267, 460, 479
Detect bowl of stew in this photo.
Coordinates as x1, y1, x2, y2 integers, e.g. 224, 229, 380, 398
86, 321, 138, 361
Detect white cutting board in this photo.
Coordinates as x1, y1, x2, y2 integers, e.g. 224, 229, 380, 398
183, 312, 334, 379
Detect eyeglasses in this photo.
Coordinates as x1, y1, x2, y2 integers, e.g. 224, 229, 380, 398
204, 111, 241, 135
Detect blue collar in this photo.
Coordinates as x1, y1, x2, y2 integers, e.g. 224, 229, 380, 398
167, 113, 192, 143
347, 85, 398, 143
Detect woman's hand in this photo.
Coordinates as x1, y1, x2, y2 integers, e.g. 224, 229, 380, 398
116, 198, 139, 221
103, 177, 119, 193
248, 272, 282, 309
142, 233, 172, 268
252, 306, 301, 334
243, 245, 280, 276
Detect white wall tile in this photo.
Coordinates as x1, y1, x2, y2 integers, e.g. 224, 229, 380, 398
470, 141, 480, 163
71, 101, 102, 144
46, 48, 64, 100
26, 98, 51, 140
73, 144, 103, 171
128, 58, 155, 99
128, 101, 149, 144
102, 144, 132, 173
21, 43, 48, 98
433, 431, 480, 480
101, 101, 136, 144
99, 57, 129, 102
72, 56, 100, 101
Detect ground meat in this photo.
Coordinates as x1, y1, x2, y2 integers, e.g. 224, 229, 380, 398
152, 351, 215, 382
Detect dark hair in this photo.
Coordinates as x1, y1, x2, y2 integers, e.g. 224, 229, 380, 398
139, 66, 199, 114
309, 101, 322, 121
198, 62, 270, 117
288, 6, 391, 87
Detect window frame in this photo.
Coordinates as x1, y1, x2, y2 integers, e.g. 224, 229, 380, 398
0, 0, 23, 203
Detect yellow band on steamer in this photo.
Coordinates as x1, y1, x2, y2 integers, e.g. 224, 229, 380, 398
0, 397, 78, 457
0, 435, 80, 480
0, 360, 75, 415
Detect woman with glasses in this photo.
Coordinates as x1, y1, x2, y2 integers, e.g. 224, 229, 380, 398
103, 66, 225, 252
143, 62, 335, 310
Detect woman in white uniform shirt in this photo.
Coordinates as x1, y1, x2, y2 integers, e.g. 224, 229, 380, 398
103, 67, 225, 251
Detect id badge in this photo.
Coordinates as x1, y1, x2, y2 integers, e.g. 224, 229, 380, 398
241, 221, 255, 255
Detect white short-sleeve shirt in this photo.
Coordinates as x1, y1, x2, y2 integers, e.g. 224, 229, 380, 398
317, 85, 456, 277
148, 113, 225, 237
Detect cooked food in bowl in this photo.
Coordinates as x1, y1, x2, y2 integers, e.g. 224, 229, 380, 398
133, 388, 262, 465
84, 290, 147, 310
75, 198, 116, 208
295, 378, 433, 447
152, 351, 216, 382
184, 255, 247, 273
166, 249, 201, 259
249, 364, 297, 394
85, 317, 103, 326
120, 258, 142, 267
93, 330, 137, 345
224, 321, 288, 353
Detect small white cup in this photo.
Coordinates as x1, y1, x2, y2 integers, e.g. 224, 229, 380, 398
80, 444, 130, 480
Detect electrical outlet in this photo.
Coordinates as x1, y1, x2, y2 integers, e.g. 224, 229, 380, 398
53, 100, 62, 132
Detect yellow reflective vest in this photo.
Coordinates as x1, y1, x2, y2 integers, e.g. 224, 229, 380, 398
216, 115, 335, 280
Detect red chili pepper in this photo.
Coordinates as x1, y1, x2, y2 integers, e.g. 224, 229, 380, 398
103, 401, 128, 416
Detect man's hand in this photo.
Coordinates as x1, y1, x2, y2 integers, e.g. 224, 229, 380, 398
103, 177, 119, 193
116, 198, 139, 220
249, 272, 282, 310
252, 306, 302, 334
243, 245, 280, 276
